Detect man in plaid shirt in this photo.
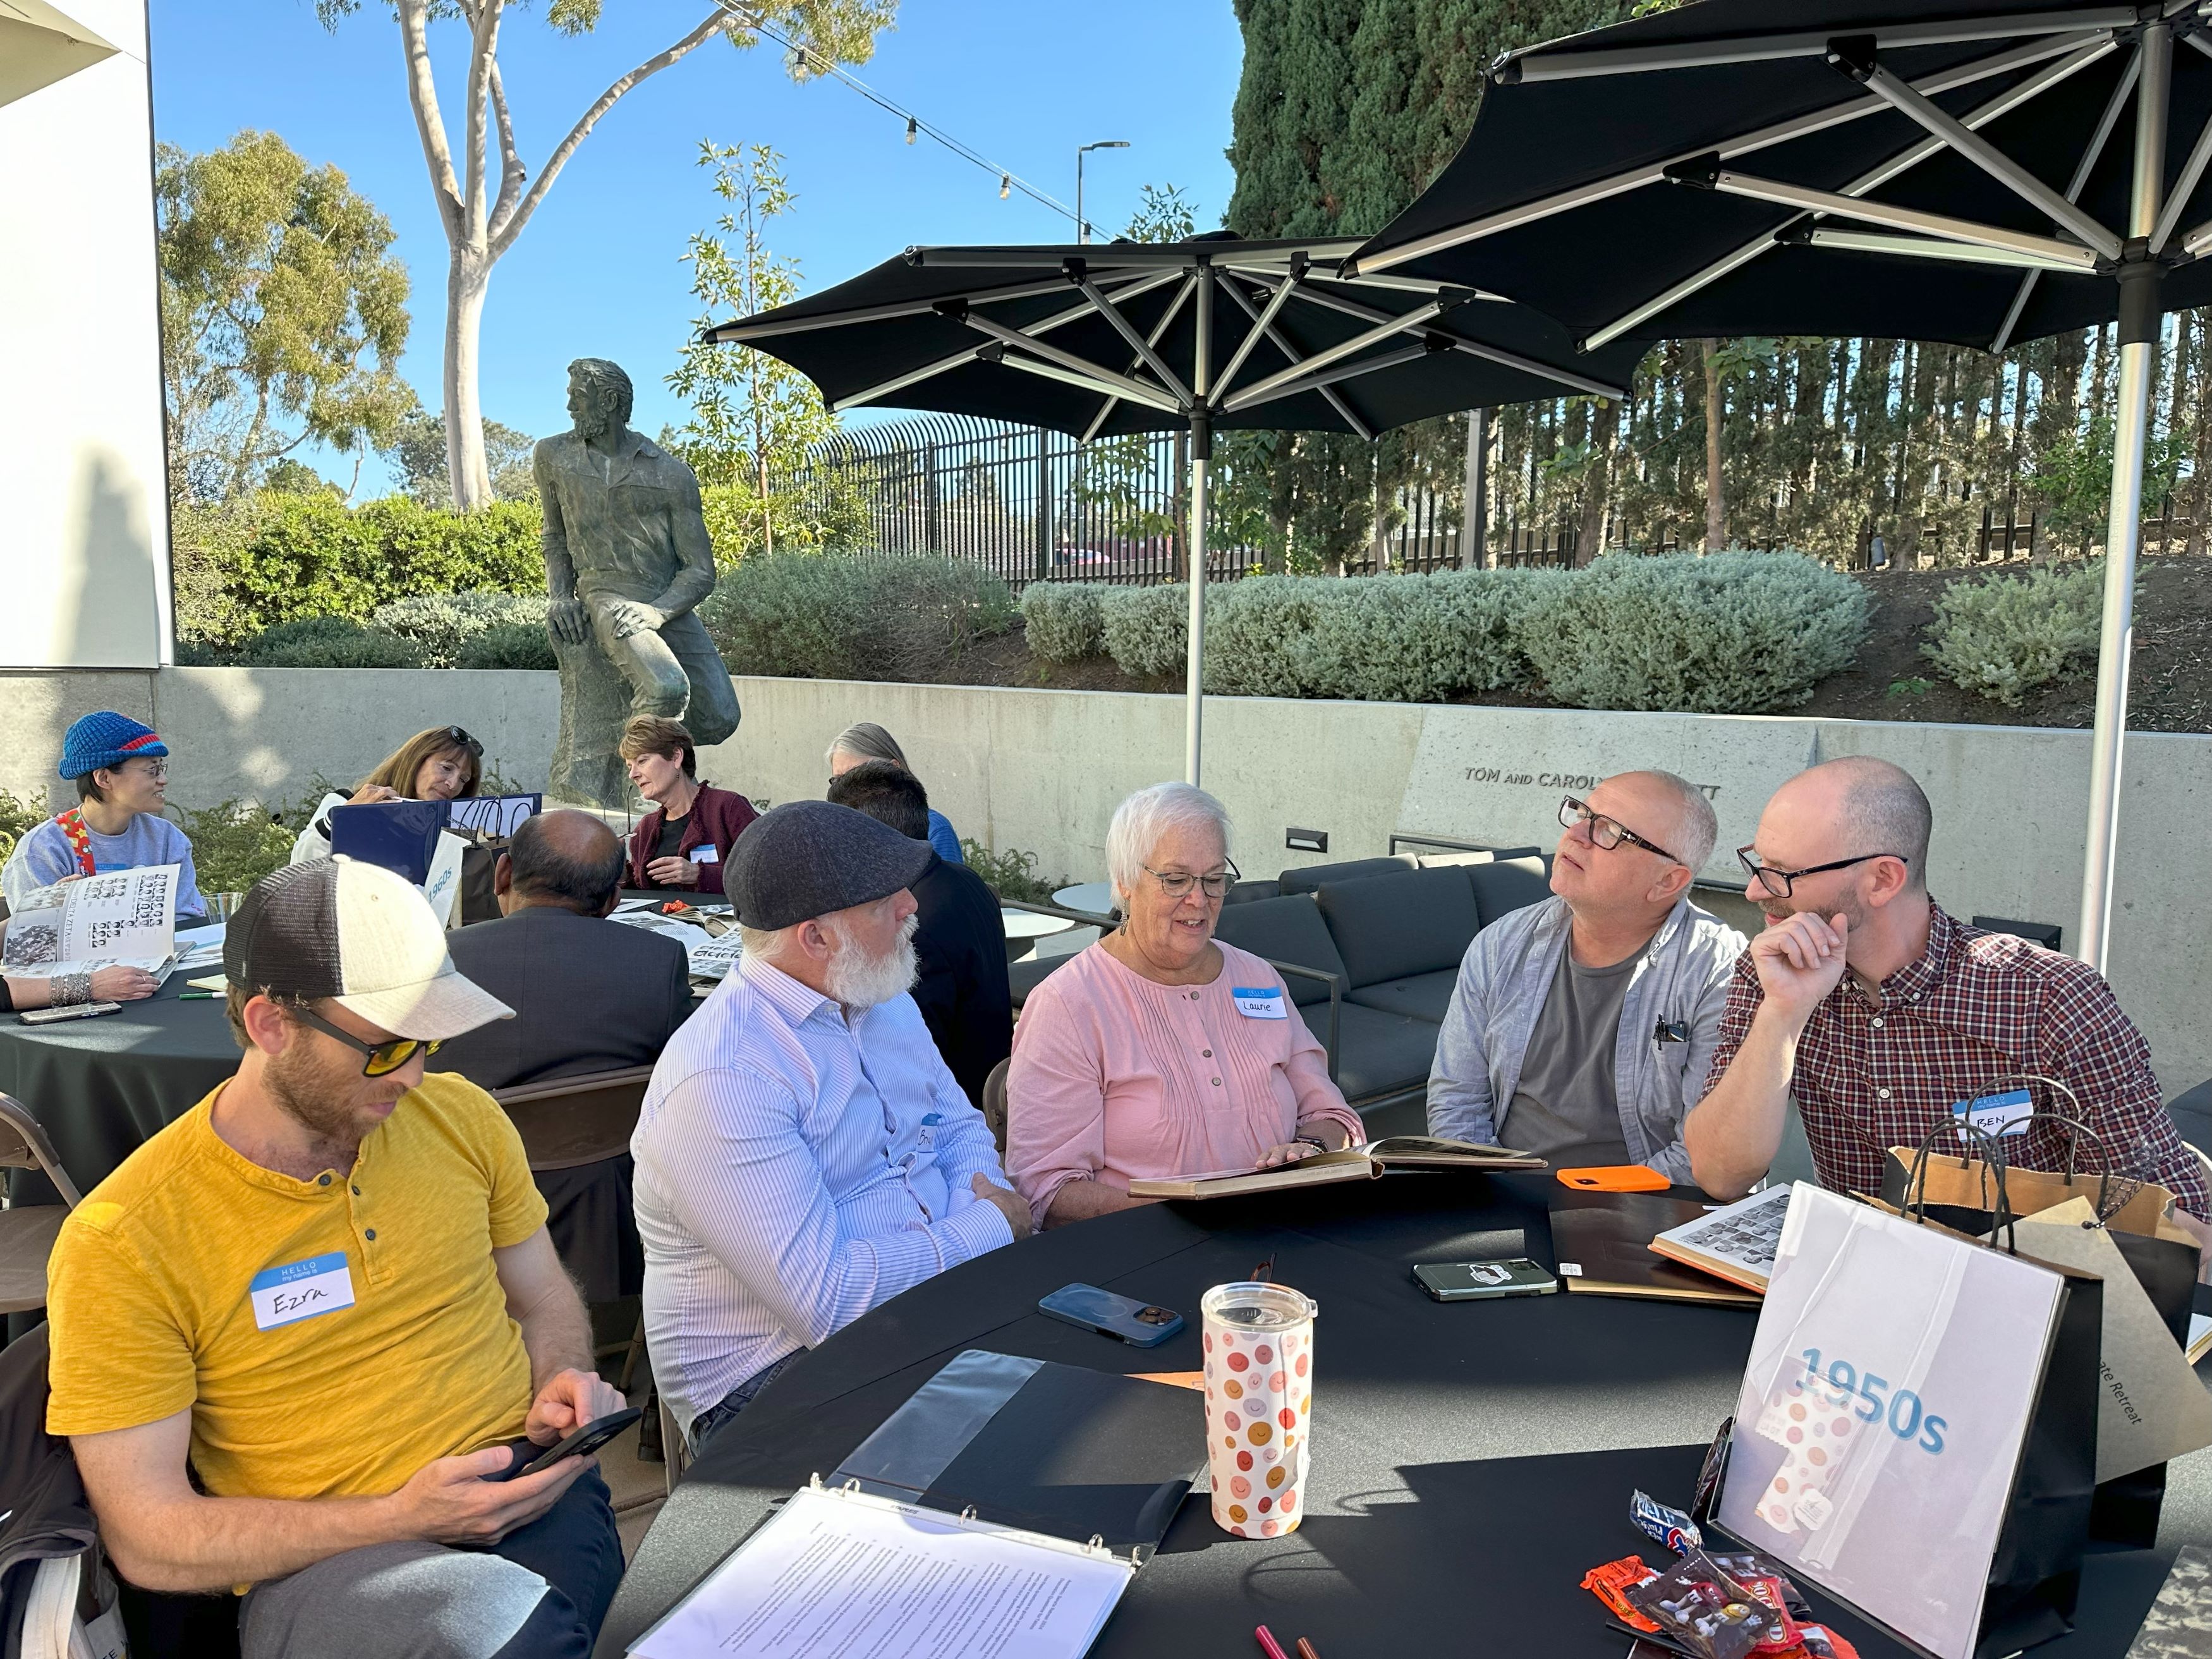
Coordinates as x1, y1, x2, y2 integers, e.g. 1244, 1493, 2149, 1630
1687, 757, 2211, 1249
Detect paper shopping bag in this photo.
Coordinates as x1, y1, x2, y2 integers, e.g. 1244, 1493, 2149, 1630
1716, 1186, 2099, 1659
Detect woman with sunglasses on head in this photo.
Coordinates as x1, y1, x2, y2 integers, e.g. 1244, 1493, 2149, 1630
1004, 783, 1364, 1231
288, 726, 485, 865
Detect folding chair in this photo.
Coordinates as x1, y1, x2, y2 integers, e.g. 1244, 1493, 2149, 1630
0, 1095, 82, 1316
490, 1067, 655, 1389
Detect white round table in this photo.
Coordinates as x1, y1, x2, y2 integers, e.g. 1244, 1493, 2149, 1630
1000, 906, 1074, 964
1052, 880, 1116, 917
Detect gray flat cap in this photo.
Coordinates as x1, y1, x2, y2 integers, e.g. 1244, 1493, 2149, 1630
727, 799, 936, 931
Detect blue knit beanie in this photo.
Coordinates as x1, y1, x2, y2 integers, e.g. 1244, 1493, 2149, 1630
59, 712, 167, 780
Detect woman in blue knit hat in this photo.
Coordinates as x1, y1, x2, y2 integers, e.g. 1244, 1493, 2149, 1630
0, 712, 207, 921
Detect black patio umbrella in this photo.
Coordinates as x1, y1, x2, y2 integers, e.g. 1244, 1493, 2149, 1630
710, 233, 1646, 784
1347, 0, 2211, 971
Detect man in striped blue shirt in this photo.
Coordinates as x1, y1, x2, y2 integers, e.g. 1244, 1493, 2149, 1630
633, 802, 1031, 1453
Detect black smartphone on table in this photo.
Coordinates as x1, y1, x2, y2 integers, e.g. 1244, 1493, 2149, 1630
490, 1407, 644, 1481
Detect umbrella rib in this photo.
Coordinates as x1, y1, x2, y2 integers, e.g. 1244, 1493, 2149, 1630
1218, 276, 1373, 439
2151, 33, 2212, 252
992, 349, 1185, 416
1801, 227, 2090, 271
825, 270, 1184, 411
1073, 277, 1192, 404
1082, 272, 1198, 442
1214, 272, 1305, 396
1351, 29, 2110, 276
712, 272, 1153, 342
1854, 62, 2122, 257
1220, 303, 1446, 410
1502, 8, 2137, 83
1994, 44, 2141, 351
960, 313, 1188, 413
1581, 37, 2112, 349
1222, 341, 1439, 413
1708, 171, 2100, 268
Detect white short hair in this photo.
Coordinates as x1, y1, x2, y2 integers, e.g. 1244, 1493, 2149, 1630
1106, 782, 1232, 902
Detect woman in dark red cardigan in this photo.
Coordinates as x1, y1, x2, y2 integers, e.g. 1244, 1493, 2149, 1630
619, 715, 759, 896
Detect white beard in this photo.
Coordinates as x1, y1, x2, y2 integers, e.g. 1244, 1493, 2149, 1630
824, 913, 920, 1009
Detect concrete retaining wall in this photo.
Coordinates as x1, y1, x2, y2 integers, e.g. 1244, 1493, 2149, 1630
5, 667, 2207, 1094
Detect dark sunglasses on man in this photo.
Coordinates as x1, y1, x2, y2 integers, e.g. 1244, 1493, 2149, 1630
290, 1005, 444, 1078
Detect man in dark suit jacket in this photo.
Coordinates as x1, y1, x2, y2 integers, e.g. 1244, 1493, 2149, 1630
826, 762, 1012, 1111
439, 808, 693, 1300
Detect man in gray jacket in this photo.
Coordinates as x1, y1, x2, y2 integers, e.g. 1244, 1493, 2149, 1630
1427, 772, 1745, 1182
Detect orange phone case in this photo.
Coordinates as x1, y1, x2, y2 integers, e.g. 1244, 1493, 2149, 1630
1555, 1164, 1671, 1193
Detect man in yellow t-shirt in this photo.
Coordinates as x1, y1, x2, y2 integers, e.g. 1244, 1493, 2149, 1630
46, 858, 630, 1658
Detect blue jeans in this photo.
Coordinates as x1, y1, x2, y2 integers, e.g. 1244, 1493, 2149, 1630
688, 1351, 802, 1459
238, 1468, 623, 1659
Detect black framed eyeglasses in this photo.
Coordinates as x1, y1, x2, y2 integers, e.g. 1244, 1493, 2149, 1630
1735, 846, 1905, 901
290, 1006, 442, 1078
442, 725, 484, 758
1143, 858, 1241, 901
1559, 796, 1680, 865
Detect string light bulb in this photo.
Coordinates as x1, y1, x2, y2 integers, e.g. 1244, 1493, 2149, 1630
904, 116, 916, 144
999, 173, 1011, 198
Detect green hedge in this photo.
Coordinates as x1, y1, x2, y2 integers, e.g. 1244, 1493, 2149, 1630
237, 616, 425, 669
1048, 551, 1869, 713
702, 553, 1016, 681
1922, 560, 2108, 706
374, 592, 550, 668
1019, 582, 1107, 662
174, 492, 544, 649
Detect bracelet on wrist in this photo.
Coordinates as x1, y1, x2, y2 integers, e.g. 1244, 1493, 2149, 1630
51, 970, 92, 1007
1296, 1134, 1331, 1153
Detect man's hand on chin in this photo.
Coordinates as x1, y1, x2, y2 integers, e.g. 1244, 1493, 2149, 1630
525, 1367, 627, 1444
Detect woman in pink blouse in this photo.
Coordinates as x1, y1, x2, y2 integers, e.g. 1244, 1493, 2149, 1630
1006, 782, 1366, 1229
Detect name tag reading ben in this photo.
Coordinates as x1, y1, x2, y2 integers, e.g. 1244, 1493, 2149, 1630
250, 1252, 356, 1331
691, 845, 719, 865
1954, 1086, 2034, 1141
1232, 987, 1286, 1020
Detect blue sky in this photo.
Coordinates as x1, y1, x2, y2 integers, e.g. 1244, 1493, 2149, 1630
150, 1, 1246, 493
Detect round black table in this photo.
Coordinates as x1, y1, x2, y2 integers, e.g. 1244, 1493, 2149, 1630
0, 980, 239, 1203
598, 1172, 2211, 1659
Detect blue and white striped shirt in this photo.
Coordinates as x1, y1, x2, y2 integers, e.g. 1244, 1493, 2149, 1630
633, 952, 1015, 1437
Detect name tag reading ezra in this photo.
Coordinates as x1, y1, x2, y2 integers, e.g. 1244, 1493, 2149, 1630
249, 1252, 356, 1331
1232, 987, 1287, 1020
1954, 1086, 2033, 1140
691, 845, 719, 865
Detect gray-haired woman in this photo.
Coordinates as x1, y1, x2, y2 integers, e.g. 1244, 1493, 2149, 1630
1003, 782, 1364, 1229
825, 722, 964, 865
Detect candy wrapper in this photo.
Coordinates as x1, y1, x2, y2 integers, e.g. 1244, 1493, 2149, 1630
1581, 1555, 1662, 1632
1794, 1626, 1860, 1659
1626, 1550, 1787, 1659
1632, 1488, 1704, 1553
1704, 1552, 1808, 1618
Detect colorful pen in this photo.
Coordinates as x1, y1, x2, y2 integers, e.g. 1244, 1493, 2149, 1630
178, 990, 217, 999
1296, 1641, 1322, 1659
1255, 1627, 1291, 1659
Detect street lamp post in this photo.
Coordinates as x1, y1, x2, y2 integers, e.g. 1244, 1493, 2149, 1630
1075, 140, 1129, 243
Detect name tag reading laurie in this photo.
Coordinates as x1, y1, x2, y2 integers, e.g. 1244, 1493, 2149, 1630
1954, 1086, 2034, 1141
1232, 987, 1287, 1020
250, 1252, 356, 1331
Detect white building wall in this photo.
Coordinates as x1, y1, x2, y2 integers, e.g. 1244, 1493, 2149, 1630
0, 0, 170, 668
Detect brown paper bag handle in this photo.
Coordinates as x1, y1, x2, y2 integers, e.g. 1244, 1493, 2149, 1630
1900, 1109, 2139, 1249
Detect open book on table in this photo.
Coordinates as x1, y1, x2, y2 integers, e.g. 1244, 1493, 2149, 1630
1, 864, 181, 987
1646, 1182, 1798, 1293
1127, 1136, 1545, 1200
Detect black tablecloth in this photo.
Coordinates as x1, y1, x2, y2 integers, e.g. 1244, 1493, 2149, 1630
599, 1172, 2212, 1659
0, 983, 638, 1297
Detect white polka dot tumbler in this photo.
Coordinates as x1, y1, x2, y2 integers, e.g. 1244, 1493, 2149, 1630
1200, 1280, 1317, 1538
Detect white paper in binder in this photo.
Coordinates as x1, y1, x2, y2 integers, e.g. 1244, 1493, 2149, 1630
629, 1479, 1134, 1659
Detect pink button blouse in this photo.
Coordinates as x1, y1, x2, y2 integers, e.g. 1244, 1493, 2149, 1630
1005, 939, 1367, 1227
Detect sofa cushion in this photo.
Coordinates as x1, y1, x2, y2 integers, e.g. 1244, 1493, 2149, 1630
1277, 854, 1416, 894
1300, 1001, 1438, 1104
1468, 856, 1552, 928
1222, 879, 1281, 905
1314, 868, 1481, 988
1212, 895, 1349, 1007
1346, 968, 1461, 1024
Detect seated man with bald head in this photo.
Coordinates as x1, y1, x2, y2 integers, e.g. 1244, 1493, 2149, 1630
1428, 772, 1746, 1180
1687, 758, 2211, 1243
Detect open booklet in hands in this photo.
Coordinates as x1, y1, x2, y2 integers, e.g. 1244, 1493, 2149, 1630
1127, 1136, 1547, 1201
1, 864, 181, 986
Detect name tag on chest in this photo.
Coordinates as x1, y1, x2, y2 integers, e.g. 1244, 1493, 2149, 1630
1232, 987, 1286, 1020
249, 1252, 356, 1331
1954, 1086, 2034, 1140
691, 844, 719, 865
916, 1110, 942, 1151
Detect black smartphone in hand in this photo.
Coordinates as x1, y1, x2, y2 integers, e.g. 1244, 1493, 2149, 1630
490, 1406, 643, 1481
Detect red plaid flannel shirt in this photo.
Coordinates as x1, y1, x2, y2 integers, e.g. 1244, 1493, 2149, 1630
1701, 904, 2209, 1218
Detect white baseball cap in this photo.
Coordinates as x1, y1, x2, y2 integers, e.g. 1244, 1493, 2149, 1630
222, 856, 513, 1040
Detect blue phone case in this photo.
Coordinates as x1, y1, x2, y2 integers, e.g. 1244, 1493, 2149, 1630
1036, 1283, 1185, 1346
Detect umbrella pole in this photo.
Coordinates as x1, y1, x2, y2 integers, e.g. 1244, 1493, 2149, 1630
1185, 416, 1210, 786
2078, 20, 2170, 973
